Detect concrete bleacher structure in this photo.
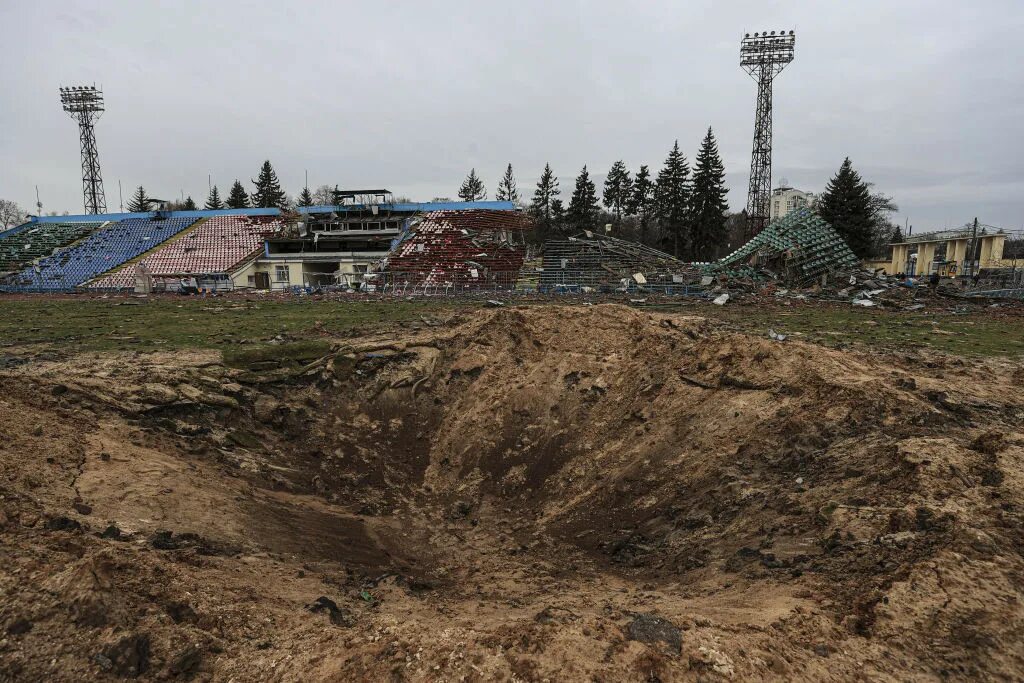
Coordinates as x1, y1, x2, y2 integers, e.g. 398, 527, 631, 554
0, 203, 520, 292
88, 214, 283, 290
9, 215, 198, 291
0, 221, 103, 272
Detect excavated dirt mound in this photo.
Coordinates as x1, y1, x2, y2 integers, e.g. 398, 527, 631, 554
1, 304, 1023, 680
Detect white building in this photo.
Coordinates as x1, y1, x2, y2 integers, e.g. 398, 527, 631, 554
770, 182, 816, 221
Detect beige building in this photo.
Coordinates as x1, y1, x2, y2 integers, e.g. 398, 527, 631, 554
886, 229, 1008, 277
770, 183, 816, 221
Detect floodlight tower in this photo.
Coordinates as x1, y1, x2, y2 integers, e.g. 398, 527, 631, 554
740, 30, 795, 237
59, 85, 107, 214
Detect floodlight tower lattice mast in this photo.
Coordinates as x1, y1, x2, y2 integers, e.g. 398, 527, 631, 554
740, 30, 795, 237
59, 85, 107, 215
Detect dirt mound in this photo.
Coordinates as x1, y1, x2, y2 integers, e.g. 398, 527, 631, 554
1, 304, 1023, 680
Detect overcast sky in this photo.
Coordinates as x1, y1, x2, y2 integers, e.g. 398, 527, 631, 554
1, 0, 1022, 231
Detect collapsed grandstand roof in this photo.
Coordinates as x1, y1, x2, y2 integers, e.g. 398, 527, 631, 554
539, 231, 701, 292
380, 210, 531, 289
713, 208, 859, 284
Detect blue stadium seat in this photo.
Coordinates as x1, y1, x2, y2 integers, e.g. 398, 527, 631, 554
8, 216, 198, 291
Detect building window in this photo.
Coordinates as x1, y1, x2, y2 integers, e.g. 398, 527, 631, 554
247, 275, 255, 285
275, 265, 290, 283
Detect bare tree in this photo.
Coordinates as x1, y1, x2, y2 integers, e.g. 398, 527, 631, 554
0, 199, 26, 229
311, 185, 335, 206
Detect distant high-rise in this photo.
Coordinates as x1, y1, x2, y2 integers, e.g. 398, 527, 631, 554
740, 31, 795, 237
59, 85, 107, 215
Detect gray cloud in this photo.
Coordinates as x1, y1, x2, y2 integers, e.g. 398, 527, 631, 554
1, 0, 1022, 230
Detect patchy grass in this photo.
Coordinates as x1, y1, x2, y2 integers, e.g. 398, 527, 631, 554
694, 302, 1024, 358
0, 297, 465, 353
1, 295, 1021, 360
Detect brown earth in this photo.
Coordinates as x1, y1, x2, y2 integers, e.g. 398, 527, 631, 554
1, 304, 1023, 681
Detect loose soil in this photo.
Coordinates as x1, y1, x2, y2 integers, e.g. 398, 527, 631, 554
1, 304, 1022, 681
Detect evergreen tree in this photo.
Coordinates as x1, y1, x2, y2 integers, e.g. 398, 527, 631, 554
550, 198, 566, 234
226, 180, 250, 209
458, 169, 487, 201
891, 224, 905, 243
653, 141, 691, 258
495, 164, 519, 203
688, 128, 729, 261
297, 186, 314, 207
817, 157, 874, 258
182, 196, 197, 211
602, 160, 633, 224
251, 160, 287, 208
529, 163, 560, 234
566, 166, 600, 232
126, 186, 152, 213
629, 164, 656, 240
204, 185, 224, 210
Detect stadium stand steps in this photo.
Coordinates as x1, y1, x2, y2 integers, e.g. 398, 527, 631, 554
88, 215, 283, 290
7, 216, 199, 291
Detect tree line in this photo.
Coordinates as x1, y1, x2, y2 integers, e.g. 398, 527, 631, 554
126, 160, 290, 213
456, 128, 730, 261
6, 148, 901, 262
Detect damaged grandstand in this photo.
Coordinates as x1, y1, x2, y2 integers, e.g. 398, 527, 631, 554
378, 210, 532, 292
538, 231, 701, 293
712, 207, 859, 284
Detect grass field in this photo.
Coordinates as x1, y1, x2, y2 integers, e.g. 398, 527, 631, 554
0, 295, 1022, 359
704, 302, 1024, 358
0, 297, 463, 353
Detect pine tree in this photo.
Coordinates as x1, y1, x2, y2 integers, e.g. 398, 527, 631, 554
251, 160, 287, 208
529, 163, 560, 234
458, 169, 487, 201
226, 180, 250, 209
602, 160, 633, 224
566, 166, 600, 232
654, 141, 691, 258
688, 128, 729, 261
550, 198, 565, 234
182, 196, 197, 211
297, 186, 314, 207
126, 186, 152, 213
204, 185, 224, 210
817, 157, 874, 258
495, 164, 519, 203
629, 165, 655, 240
891, 224, 905, 243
